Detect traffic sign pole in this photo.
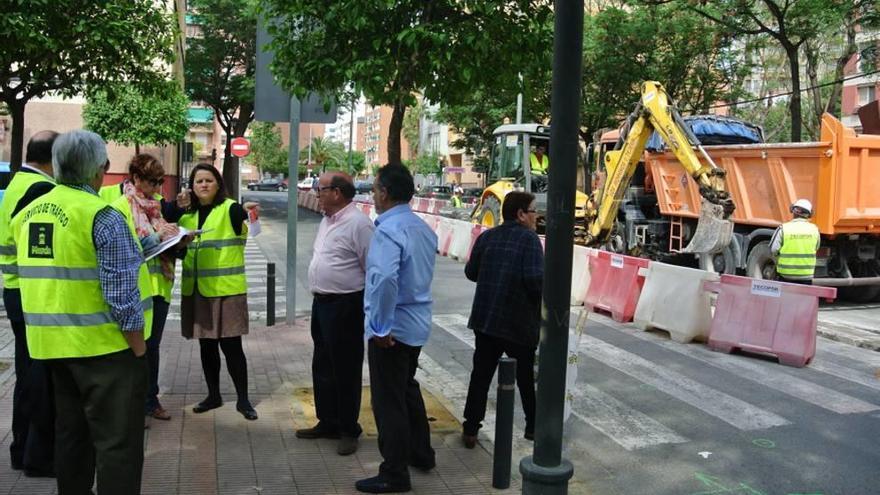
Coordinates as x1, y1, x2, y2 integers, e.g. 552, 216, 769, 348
286, 97, 301, 325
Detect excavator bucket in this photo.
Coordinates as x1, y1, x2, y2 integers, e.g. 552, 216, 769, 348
680, 198, 734, 254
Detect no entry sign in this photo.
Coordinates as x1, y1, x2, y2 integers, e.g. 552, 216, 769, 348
231, 137, 250, 157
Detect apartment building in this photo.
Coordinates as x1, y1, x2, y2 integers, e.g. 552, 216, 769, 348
841, 31, 879, 130
361, 104, 412, 167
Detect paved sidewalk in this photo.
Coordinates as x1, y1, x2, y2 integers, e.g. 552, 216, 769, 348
0, 317, 521, 495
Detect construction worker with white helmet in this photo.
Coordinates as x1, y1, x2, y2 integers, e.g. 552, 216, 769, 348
770, 198, 820, 284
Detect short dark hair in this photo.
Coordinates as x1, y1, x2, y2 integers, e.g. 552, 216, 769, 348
376, 163, 415, 203
187, 163, 228, 209
25, 131, 59, 165
330, 174, 355, 200
502, 191, 535, 221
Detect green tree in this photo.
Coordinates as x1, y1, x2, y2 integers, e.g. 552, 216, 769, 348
0, 0, 174, 169
402, 99, 425, 157
261, 0, 553, 166
300, 137, 345, 173
405, 153, 444, 176
249, 122, 288, 175
82, 81, 189, 155
347, 150, 367, 177
659, 0, 850, 141
185, 0, 257, 197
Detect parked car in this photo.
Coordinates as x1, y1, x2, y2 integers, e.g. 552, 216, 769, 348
298, 177, 318, 191
416, 185, 452, 199
354, 179, 374, 194
247, 178, 288, 192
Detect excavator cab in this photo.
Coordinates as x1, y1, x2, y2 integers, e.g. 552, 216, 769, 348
472, 125, 588, 239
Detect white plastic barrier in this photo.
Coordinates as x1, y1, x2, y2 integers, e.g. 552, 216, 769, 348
436, 218, 455, 256
447, 220, 474, 261
633, 262, 719, 343
569, 245, 594, 306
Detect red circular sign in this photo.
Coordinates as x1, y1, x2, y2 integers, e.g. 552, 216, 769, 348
230, 137, 250, 157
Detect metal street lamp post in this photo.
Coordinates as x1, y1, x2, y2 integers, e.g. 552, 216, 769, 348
519, 0, 584, 493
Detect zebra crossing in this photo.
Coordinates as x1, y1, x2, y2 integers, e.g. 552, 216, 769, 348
167, 240, 284, 322
421, 310, 880, 455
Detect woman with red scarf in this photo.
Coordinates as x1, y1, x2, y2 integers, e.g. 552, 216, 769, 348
101, 154, 191, 422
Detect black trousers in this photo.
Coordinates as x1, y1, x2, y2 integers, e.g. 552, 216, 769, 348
4, 288, 54, 472
50, 349, 148, 495
368, 339, 434, 484
781, 277, 813, 286
310, 291, 365, 437
198, 337, 250, 404
463, 332, 537, 436
145, 296, 170, 412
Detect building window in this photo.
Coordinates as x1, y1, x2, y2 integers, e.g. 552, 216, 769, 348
858, 85, 876, 106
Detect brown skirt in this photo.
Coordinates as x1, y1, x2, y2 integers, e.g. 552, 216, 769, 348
181, 288, 249, 340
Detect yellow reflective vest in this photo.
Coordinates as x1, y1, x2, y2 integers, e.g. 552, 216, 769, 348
110, 194, 175, 302
179, 199, 247, 297
530, 153, 549, 174
98, 183, 122, 203
0, 170, 55, 288
13, 185, 153, 359
776, 219, 820, 279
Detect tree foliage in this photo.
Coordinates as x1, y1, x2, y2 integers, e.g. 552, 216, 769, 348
83, 81, 189, 154
405, 152, 444, 176
0, 0, 174, 169
299, 136, 346, 173
261, 0, 554, 166
249, 122, 288, 175
659, 0, 851, 141
185, 0, 257, 196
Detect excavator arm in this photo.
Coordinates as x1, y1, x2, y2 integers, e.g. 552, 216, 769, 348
585, 81, 735, 254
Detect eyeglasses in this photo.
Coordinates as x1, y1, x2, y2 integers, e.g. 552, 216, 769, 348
147, 177, 165, 187
526, 209, 538, 214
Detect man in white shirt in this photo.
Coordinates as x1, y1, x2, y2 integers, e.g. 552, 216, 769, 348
298, 171, 374, 456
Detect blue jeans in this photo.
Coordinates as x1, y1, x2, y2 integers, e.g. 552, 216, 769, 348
145, 296, 170, 412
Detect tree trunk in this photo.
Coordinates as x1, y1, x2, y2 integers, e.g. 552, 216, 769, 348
135, 142, 141, 155
8, 99, 26, 172
784, 44, 803, 142
387, 100, 406, 166
804, 42, 822, 140
825, 11, 858, 117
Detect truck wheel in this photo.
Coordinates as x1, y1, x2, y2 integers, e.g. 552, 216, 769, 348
699, 243, 737, 274
746, 241, 777, 280
479, 196, 501, 228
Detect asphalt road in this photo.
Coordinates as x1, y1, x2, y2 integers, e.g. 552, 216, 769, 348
243, 190, 880, 495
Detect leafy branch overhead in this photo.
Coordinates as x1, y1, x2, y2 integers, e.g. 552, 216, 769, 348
0, 0, 175, 169
260, 0, 554, 166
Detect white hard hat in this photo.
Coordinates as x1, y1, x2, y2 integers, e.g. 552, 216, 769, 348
792, 199, 813, 214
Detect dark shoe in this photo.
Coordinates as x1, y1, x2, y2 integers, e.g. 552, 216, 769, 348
355, 475, 411, 493
462, 433, 477, 449
409, 459, 436, 472
192, 398, 223, 413
337, 436, 359, 456
236, 402, 258, 421
148, 406, 172, 421
296, 424, 341, 439
524, 430, 535, 441
24, 468, 55, 478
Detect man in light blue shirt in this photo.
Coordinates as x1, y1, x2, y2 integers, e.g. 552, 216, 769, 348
357, 164, 437, 494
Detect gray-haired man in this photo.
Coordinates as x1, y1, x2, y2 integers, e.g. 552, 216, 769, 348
13, 130, 151, 494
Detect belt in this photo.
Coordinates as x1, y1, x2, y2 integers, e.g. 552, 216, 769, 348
313, 290, 364, 301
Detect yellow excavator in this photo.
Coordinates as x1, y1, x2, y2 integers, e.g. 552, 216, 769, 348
471, 81, 735, 254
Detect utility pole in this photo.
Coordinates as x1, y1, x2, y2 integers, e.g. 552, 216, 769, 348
516, 73, 524, 124
285, 97, 301, 325
519, 0, 583, 493
348, 95, 356, 174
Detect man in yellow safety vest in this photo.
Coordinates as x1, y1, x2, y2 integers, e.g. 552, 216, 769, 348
529, 144, 549, 175
770, 199, 820, 285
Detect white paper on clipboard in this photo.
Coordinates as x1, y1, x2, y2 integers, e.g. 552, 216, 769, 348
144, 227, 208, 261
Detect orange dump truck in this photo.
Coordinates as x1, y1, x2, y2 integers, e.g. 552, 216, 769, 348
645, 114, 880, 301
607, 114, 880, 301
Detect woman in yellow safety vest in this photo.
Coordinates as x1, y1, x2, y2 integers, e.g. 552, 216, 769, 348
180, 163, 259, 420
106, 154, 191, 422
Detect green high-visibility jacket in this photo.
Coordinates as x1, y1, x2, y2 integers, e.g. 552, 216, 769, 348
111, 195, 175, 302
13, 186, 153, 359
0, 170, 55, 288
530, 153, 549, 174
180, 199, 247, 297
98, 183, 122, 203
776, 220, 820, 279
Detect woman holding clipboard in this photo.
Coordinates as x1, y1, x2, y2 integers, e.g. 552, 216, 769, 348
179, 163, 259, 421
105, 153, 191, 423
